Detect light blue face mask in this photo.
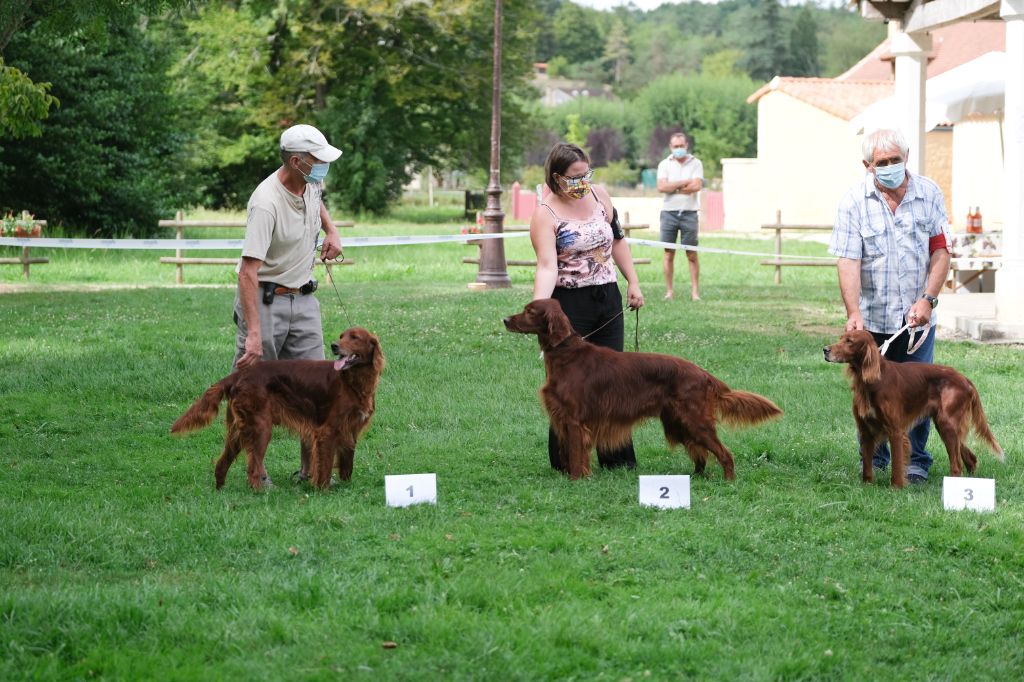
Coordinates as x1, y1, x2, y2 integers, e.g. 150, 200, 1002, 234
874, 162, 905, 189
299, 158, 330, 184
672, 148, 689, 159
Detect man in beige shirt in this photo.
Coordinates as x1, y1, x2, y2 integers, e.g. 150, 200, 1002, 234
233, 124, 344, 487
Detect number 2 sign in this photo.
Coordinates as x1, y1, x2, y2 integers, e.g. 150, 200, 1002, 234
638, 475, 690, 509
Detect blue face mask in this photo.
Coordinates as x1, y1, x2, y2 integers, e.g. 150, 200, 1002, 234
672, 148, 689, 159
874, 162, 905, 189
298, 158, 330, 183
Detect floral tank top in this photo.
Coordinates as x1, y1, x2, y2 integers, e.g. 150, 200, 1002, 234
542, 195, 616, 289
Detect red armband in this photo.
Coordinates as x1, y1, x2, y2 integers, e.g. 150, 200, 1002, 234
929, 234, 948, 254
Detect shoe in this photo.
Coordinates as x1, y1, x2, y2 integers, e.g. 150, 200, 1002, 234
907, 473, 928, 484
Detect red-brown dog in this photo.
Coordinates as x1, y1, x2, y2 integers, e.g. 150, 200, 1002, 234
824, 329, 1003, 487
171, 327, 384, 490
504, 298, 782, 480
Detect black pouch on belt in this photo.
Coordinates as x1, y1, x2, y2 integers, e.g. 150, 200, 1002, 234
261, 281, 276, 305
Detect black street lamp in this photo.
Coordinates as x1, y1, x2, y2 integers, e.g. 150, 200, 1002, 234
474, 0, 511, 289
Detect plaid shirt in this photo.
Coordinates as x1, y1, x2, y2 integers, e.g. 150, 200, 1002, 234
829, 173, 949, 334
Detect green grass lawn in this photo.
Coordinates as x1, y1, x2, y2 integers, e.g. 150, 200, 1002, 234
1, 222, 1022, 680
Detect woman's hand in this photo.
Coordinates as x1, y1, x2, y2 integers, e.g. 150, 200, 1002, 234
626, 282, 644, 310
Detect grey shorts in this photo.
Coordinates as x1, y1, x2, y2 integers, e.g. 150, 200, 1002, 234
232, 290, 324, 369
660, 210, 698, 247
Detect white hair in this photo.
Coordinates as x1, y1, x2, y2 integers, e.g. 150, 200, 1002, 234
862, 129, 909, 164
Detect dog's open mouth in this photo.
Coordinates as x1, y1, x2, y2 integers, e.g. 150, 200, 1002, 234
333, 353, 359, 371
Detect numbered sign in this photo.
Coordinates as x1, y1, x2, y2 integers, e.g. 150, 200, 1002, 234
638, 475, 690, 509
942, 476, 995, 512
385, 474, 437, 508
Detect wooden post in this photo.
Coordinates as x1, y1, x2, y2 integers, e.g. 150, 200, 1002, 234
174, 210, 184, 285
21, 247, 30, 279
774, 209, 783, 285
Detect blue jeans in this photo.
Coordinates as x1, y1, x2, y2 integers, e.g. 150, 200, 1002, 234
866, 326, 935, 479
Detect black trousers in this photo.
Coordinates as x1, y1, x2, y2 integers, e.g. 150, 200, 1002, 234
547, 282, 637, 470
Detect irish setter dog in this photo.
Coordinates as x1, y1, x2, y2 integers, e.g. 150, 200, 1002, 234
171, 327, 384, 490
503, 299, 782, 480
824, 329, 1003, 488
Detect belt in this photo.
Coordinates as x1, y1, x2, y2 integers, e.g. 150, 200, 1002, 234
274, 286, 301, 295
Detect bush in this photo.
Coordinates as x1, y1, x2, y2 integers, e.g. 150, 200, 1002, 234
595, 159, 638, 187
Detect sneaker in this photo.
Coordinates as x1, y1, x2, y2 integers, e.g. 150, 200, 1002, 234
907, 473, 928, 484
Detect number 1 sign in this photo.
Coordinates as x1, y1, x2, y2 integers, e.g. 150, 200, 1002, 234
638, 475, 690, 509
385, 474, 437, 508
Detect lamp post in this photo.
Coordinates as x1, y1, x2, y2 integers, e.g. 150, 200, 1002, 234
474, 0, 511, 289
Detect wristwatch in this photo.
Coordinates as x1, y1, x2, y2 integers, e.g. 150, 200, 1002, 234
922, 294, 938, 308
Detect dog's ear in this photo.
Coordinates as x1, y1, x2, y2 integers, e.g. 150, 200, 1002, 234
370, 334, 386, 373
542, 300, 574, 348
860, 336, 881, 384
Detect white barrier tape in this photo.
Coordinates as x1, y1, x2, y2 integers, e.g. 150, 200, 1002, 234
0, 232, 895, 265
0, 231, 529, 250
626, 237, 839, 262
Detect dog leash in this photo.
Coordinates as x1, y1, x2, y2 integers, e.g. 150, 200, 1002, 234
879, 321, 931, 357
580, 307, 640, 352
315, 238, 354, 328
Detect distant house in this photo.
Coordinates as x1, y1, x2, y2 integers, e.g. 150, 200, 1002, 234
722, 22, 1004, 232
532, 62, 611, 108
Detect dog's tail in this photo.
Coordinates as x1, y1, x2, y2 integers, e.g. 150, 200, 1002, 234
716, 388, 783, 427
969, 392, 1004, 461
170, 380, 228, 435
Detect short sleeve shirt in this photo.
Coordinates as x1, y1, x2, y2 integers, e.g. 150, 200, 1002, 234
829, 173, 949, 334
240, 172, 323, 288
657, 155, 704, 212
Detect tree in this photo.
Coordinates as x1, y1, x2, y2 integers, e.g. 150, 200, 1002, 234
737, 0, 788, 82
786, 6, 821, 77
551, 3, 604, 64
632, 73, 757, 177
602, 17, 631, 86
173, 0, 539, 214
0, 0, 189, 138
0, 17, 195, 235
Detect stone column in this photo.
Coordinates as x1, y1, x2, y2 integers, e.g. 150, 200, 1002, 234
997, 0, 1024, 323
889, 28, 932, 174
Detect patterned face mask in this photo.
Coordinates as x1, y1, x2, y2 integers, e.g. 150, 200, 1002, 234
559, 169, 593, 200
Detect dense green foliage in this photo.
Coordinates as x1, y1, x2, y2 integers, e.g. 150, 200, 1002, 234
1, 220, 1022, 678
0, 0, 886, 233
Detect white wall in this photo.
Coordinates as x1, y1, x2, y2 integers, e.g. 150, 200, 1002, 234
952, 116, 1005, 231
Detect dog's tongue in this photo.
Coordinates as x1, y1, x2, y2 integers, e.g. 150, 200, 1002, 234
333, 360, 344, 371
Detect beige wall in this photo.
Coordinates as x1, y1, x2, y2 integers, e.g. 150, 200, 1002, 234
923, 128, 953, 222
723, 92, 865, 231
951, 117, 1004, 232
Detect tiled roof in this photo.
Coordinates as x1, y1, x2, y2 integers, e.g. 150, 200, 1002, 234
837, 21, 1005, 81
746, 78, 894, 121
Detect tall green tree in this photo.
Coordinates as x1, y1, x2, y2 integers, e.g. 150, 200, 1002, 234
737, 0, 788, 82
0, 17, 195, 235
551, 3, 604, 65
173, 0, 539, 214
786, 6, 821, 77
602, 17, 631, 86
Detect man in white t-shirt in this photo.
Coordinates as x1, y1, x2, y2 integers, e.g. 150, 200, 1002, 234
656, 132, 704, 301
233, 123, 344, 487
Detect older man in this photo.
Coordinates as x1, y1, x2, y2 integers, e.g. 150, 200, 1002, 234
234, 123, 344, 487
829, 128, 951, 484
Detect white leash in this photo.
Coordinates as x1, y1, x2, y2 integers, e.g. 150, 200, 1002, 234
879, 321, 931, 356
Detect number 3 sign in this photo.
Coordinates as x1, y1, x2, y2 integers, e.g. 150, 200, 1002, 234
942, 476, 995, 512
638, 475, 690, 509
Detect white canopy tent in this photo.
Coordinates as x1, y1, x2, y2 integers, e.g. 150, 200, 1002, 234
850, 51, 1006, 134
